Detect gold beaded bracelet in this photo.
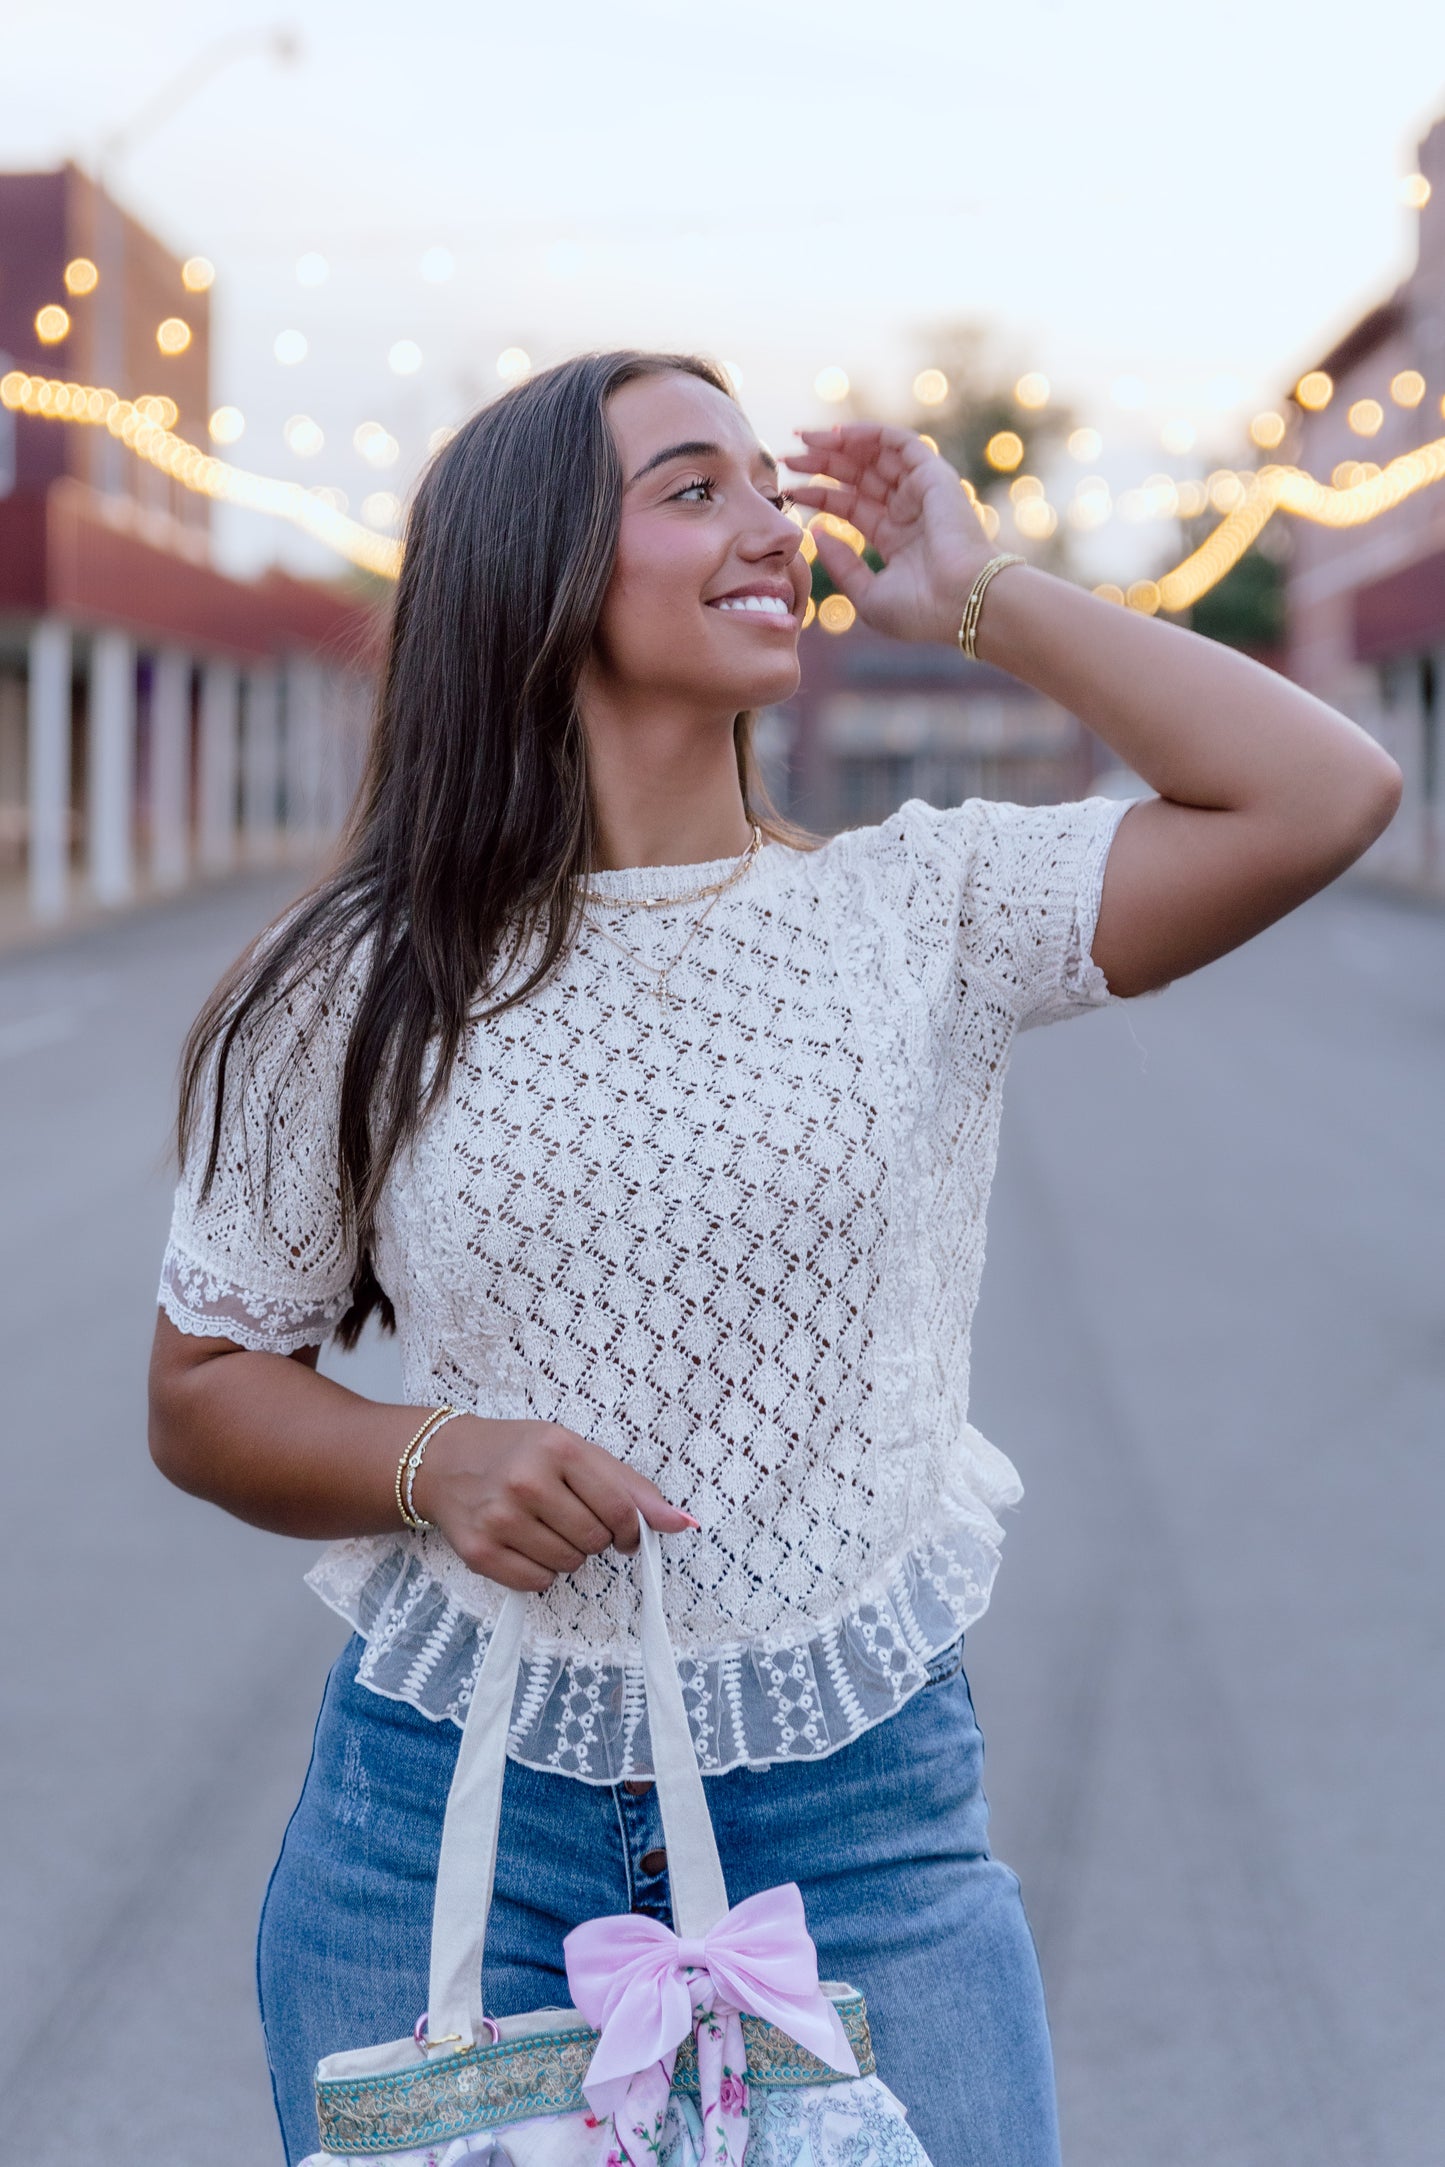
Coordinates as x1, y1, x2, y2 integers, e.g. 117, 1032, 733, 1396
395, 1406, 459, 1533
957, 552, 1027, 661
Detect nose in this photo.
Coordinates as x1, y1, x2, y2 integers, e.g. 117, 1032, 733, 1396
738, 486, 803, 564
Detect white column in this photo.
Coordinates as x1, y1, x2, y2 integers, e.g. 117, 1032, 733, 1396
243, 665, 281, 861
27, 618, 72, 922
283, 656, 323, 848
150, 649, 191, 891
88, 629, 136, 905
197, 658, 239, 874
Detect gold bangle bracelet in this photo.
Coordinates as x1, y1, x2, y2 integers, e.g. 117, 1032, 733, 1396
395, 1406, 457, 1533
957, 552, 1027, 661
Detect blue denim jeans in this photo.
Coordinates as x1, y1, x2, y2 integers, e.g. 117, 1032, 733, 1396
257, 1634, 1060, 2167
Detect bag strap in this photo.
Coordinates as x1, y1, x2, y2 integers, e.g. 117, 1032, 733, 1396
428, 1522, 730, 2047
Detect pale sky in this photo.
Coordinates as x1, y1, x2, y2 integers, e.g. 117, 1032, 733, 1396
5, 0, 1444, 582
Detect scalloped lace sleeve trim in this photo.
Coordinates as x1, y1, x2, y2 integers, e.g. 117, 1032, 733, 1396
157, 1236, 350, 1354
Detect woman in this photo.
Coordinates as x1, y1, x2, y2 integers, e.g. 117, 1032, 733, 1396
148, 350, 1399, 2166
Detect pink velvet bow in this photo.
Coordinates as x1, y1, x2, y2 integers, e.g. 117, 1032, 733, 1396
564, 1882, 858, 2167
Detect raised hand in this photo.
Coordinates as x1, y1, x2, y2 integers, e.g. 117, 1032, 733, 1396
784, 423, 1000, 646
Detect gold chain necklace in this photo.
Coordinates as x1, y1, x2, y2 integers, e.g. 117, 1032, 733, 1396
576, 824, 762, 912
581, 824, 763, 1006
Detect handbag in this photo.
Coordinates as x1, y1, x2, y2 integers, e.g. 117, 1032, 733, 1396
301, 1521, 936, 2165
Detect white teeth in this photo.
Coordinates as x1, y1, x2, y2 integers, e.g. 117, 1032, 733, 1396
715, 595, 792, 617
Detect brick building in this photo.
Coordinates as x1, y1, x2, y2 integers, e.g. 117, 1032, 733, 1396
0, 165, 378, 933
1286, 114, 1445, 892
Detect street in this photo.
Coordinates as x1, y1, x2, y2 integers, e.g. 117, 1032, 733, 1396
1, 867, 1441, 2166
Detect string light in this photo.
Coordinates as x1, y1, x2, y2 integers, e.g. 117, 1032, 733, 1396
181, 257, 215, 293
35, 305, 70, 344
64, 258, 98, 296
0, 370, 400, 579
209, 405, 245, 444
1014, 372, 1050, 409
496, 347, 530, 384
913, 369, 948, 407
156, 318, 192, 356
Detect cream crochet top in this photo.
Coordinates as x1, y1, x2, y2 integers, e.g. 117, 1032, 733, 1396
160, 792, 1134, 1781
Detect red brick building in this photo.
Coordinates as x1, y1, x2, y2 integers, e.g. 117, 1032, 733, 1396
0, 165, 379, 931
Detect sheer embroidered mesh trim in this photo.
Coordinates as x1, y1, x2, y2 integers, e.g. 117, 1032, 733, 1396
159, 794, 1137, 1777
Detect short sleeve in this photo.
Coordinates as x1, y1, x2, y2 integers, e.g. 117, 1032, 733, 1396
157, 953, 361, 1354
890, 793, 1135, 1031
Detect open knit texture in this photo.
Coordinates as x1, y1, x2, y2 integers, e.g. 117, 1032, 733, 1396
160, 793, 1135, 1780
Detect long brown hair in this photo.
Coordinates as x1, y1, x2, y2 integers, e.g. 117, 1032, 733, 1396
178, 349, 802, 1346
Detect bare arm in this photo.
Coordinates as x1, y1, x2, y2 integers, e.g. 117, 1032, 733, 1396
788, 424, 1403, 997
148, 1311, 695, 1593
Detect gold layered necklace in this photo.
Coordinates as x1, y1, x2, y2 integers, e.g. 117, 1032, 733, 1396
579, 823, 763, 1006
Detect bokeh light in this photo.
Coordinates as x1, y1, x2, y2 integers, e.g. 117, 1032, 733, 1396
181, 256, 215, 293
156, 317, 192, 356
1161, 419, 1196, 455
274, 329, 308, 365
1347, 398, 1384, 437
1014, 497, 1057, 539
284, 413, 325, 458
1009, 475, 1044, 502
1401, 172, 1432, 209
354, 421, 400, 467
428, 424, 456, 455
208, 405, 245, 444
35, 304, 70, 344
1126, 579, 1161, 614
362, 490, 403, 530
1014, 372, 1050, 409
388, 340, 423, 376
1390, 370, 1426, 407
496, 347, 531, 384
1250, 410, 1287, 449
1295, 370, 1333, 410
817, 593, 856, 633
913, 368, 948, 407
814, 367, 850, 404
985, 430, 1024, 471
1067, 427, 1102, 461
63, 257, 98, 296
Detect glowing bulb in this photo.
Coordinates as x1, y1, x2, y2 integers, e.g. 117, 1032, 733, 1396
388, 339, 423, 376
362, 490, 402, 530
419, 246, 454, 284
985, 430, 1024, 471
1295, 370, 1333, 411
274, 329, 308, 365
814, 366, 850, 403
1402, 172, 1432, 210
156, 317, 192, 356
817, 593, 856, 633
35, 305, 70, 344
976, 502, 1000, 540
1390, 370, 1426, 408
296, 252, 329, 287
64, 258, 98, 296
1250, 411, 1287, 449
496, 347, 531, 384
1126, 580, 1161, 614
1014, 372, 1050, 409
1009, 475, 1044, 502
1067, 427, 1102, 461
181, 257, 215, 293
284, 413, 325, 458
1014, 498, 1057, 539
1347, 398, 1383, 437
354, 421, 400, 467
913, 368, 948, 407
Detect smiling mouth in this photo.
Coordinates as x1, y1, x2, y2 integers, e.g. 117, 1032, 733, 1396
708, 594, 796, 621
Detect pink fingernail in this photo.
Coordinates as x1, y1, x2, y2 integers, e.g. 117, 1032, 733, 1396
680, 1514, 701, 1530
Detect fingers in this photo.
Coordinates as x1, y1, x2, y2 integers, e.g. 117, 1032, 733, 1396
564, 1446, 698, 1555
810, 526, 877, 603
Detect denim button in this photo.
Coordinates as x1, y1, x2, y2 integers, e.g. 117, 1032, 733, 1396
639, 1847, 667, 1876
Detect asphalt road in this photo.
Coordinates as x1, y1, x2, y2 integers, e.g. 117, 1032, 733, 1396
1, 868, 1441, 2165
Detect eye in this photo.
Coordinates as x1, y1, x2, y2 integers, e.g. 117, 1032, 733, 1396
670, 474, 715, 503
768, 489, 795, 512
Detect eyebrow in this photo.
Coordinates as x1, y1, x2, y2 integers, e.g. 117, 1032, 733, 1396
627, 438, 779, 487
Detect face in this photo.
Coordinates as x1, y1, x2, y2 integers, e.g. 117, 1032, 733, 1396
587, 370, 810, 717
